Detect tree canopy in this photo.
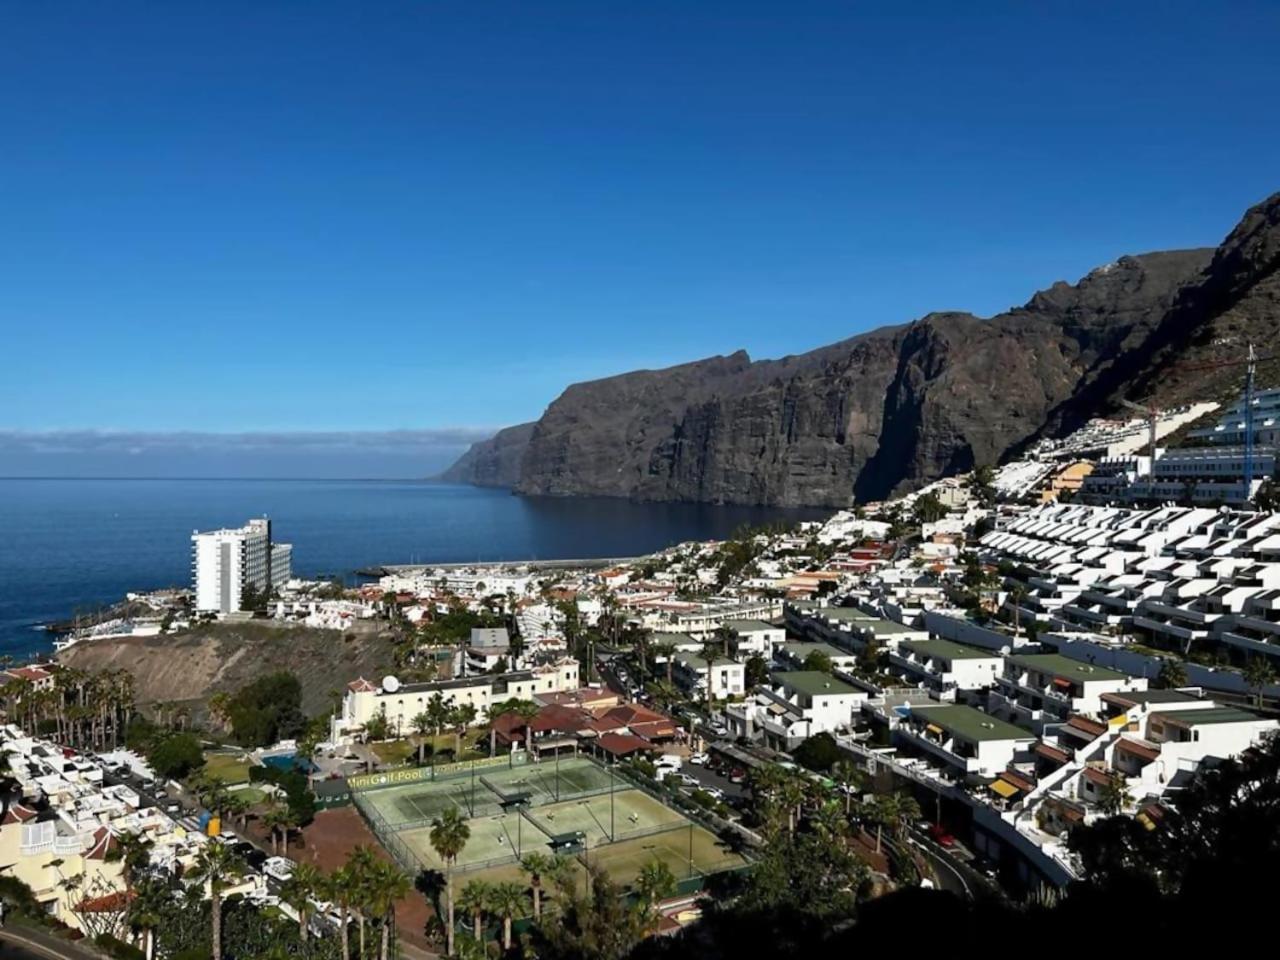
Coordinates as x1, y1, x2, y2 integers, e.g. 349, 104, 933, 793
227, 671, 306, 747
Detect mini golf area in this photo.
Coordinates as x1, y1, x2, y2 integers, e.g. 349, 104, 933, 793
353, 755, 744, 886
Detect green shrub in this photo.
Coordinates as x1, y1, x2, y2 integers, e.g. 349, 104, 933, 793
94, 934, 146, 960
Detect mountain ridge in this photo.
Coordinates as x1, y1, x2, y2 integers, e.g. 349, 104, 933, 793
440, 191, 1279, 507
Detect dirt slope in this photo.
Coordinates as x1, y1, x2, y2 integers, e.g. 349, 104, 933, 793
59, 620, 398, 720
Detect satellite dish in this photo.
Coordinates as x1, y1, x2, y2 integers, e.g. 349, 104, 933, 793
382, 675, 400, 693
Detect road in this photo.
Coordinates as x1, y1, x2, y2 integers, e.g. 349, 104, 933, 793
0, 927, 100, 960
675, 755, 749, 802
905, 830, 972, 898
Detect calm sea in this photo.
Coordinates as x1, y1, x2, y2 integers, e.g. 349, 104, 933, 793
0, 478, 826, 660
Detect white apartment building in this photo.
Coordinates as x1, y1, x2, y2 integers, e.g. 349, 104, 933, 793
987, 653, 1145, 732
775, 640, 859, 673
726, 670, 867, 750
671, 651, 746, 700
894, 703, 1036, 779
888, 637, 1004, 699
192, 518, 292, 613
723, 619, 785, 657
662, 599, 783, 638
330, 658, 580, 744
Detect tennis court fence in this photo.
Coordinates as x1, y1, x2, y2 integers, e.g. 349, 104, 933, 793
354, 790, 429, 875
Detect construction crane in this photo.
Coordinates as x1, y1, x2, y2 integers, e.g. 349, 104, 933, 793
1124, 343, 1277, 496
1119, 397, 1160, 476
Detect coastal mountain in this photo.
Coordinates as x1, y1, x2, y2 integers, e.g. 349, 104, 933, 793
437, 422, 536, 488
441, 191, 1280, 507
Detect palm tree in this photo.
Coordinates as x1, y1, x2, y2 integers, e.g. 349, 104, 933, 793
424, 692, 450, 740
188, 840, 245, 960
1008, 584, 1027, 636
116, 831, 153, 899
326, 864, 355, 960
346, 846, 380, 960
262, 802, 297, 855
411, 711, 432, 765
485, 881, 526, 951
1156, 658, 1188, 690
698, 641, 721, 716
457, 879, 491, 942
369, 859, 411, 960
1243, 656, 1276, 709
714, 624, 734, 659
652, 641, 677, 685
450, 703, 478, 757
1098, 772, 1133, 816
831, 759, 864, 816
867, 794, 898, 853
283, 861, 324, 941
633, 857, 676, 916
429, 807, 471, 956
222, 792, 251, 830
487, 701, 514, 758
518, 852, 561, 921
892, 792, 921, 837
778, 775, 807, 835
128, 876, 168, 960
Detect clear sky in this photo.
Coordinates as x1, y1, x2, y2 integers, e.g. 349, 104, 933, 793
2, 2, 1278, 476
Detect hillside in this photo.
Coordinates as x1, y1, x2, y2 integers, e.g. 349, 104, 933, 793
437, 421, 537, 487
58, 621, 398, 720
441, 191, 1280, 507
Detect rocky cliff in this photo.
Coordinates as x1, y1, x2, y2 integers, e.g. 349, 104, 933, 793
437, 422, 536, 487
443, 191, 1279, 507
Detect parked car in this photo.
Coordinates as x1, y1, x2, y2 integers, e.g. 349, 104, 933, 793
928, 823, 956, 848
688, 753, 709, 766
701, 786, 725, 801
728, 768, 747, 784
678, 774, 700, 788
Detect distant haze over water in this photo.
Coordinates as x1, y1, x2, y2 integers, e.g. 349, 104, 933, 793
0, 478, 827, 660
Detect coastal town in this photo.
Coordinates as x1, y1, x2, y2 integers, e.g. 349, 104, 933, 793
3, 379, 1279, 956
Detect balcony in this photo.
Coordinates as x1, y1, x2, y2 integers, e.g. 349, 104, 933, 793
1133, 615, 1200, 642
895, 725, 982, 775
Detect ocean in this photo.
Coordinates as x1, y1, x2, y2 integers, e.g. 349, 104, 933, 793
0, 478, 827, 661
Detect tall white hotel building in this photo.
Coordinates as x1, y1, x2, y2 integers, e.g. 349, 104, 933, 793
192, 518, 292, 614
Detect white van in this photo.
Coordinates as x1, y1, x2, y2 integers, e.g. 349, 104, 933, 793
655, 754, 683, 771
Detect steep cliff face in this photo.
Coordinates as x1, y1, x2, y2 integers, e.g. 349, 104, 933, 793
437, 422, 536, 487
510, 249, 1212, 506
441, 191, 1279, 507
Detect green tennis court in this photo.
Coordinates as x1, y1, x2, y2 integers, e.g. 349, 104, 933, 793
360, 777, 477, 826
479, 755, 618, 804
353, 756, 748, 892
520, 789, 686, 846
401, 809, 531, 871
587, 824, 746, 885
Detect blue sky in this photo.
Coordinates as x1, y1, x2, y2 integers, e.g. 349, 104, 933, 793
2, 2, 1278, 476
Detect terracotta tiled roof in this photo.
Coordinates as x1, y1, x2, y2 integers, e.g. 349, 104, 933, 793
1065, 715, 1108, 738
999, 770, 1036, 793
530, 705, 591, 735
86, 826, 119, 860
347, 678, 378, 693
596, 733, 653, 757
1116, 738, 1160, 762
79, 890, 131, 913
2, 802, 38, 825
1082, 766, 1115, 789
628, 719, 678, 740
1035, 742, 1072, 765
